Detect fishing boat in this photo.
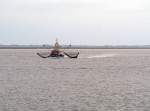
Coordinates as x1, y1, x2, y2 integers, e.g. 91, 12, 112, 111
37, 39, 79, 58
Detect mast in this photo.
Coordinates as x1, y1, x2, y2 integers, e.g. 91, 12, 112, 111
53, 38, 60, 51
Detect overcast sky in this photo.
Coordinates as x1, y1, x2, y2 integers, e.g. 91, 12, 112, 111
0, 0, 150, 45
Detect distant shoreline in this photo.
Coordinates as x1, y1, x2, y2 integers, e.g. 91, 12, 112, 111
1, 45, 150, 49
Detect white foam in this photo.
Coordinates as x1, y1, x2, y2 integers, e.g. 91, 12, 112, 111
87, 54, 118, 58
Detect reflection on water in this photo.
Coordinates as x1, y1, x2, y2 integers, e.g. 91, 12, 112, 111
0, 49, 150, 111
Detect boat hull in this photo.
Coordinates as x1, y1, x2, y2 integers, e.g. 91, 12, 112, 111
37, 51, 79, 59
37, 53, 64, 58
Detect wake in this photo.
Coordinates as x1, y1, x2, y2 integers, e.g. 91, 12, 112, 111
80, 54, 118, 58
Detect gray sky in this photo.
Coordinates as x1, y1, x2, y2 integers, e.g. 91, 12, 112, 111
0, 0, 150, 45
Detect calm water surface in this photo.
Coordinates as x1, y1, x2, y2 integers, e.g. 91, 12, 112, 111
0, 49, 150, 111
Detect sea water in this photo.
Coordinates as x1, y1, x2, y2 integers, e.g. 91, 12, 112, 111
0, 49, 150, 111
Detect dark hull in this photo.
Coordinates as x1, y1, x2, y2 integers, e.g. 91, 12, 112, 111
37, 53, 64, 58
37, 51, 79, 59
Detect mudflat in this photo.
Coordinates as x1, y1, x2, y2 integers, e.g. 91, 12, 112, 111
0, 49, 150, 111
